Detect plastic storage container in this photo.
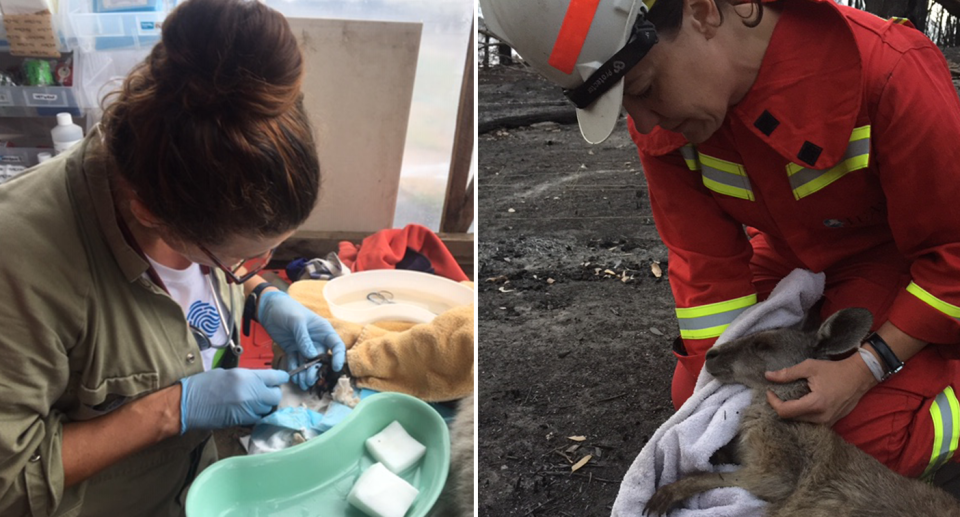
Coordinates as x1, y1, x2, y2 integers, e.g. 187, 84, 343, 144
0, 52, 81, 117
0, 146, 56, 167
63, 0, 176, 52
185, 392, 450, 517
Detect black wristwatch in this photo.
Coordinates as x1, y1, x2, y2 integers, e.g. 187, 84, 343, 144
242, 282, 274, 336
864, 332, 904, 381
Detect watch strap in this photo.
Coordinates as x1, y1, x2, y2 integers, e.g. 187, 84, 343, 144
242, 282, 274, 336
864, 332, 904, 380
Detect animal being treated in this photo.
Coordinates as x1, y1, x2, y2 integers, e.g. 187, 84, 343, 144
644, 308, 960, 516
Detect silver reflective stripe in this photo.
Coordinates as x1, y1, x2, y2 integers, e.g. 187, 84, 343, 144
679, 145, 700, 171
698, 154, 754, 201
676, 294, 758, 340
677, 306, 752, 332
922, 386, 960, 480
786, 126, 871, 200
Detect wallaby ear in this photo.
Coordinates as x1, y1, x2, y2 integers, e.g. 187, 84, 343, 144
813, 308, 873, 358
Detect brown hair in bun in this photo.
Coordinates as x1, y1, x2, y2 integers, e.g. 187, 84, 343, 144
101, 0, 320, 246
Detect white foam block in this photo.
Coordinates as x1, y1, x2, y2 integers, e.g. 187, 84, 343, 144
364, 420, 427, 473
347, 462, 419, 517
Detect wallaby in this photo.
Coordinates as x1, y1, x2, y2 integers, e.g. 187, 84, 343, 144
644, 308, 960, 517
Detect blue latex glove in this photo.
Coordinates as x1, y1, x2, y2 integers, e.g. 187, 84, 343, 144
258, 290, 347, 390
179, 368, 289, 434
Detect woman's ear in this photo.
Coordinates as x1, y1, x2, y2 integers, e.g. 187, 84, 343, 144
129, 198, 163, 229
686, 0, 722, 39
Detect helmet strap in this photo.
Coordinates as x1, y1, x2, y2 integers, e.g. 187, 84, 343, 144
563, 15, 659, 109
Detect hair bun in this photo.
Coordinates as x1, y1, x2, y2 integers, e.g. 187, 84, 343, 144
155, 0, 303, 117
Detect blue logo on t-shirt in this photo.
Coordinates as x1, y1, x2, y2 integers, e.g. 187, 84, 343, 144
188, 301, 221, 337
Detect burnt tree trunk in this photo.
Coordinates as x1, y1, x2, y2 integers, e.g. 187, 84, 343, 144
498, 43, 513, 66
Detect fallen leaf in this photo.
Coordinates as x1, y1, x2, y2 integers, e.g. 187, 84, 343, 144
546, 278, 556, 284
565, 444, 580, 453
604, 269, 616, 276
485, 275, 508, 283
507, 208, 516, 213
571, 454, 593, 472
568, 435, 586, 442
651, 261, 663, 278
498, 286, 515, 293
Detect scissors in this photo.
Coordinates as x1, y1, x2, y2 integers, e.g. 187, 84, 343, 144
287, 355, 329, 377
287, 355, 344, 394
366, 290, 395, 305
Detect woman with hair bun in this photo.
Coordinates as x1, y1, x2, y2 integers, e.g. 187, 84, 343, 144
0, 0, 346, 513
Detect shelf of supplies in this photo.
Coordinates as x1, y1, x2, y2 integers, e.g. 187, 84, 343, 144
0, 86, 81, 117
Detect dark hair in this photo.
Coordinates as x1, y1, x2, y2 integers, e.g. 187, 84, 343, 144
100, 0, 320, 245
646, 0, 765, 37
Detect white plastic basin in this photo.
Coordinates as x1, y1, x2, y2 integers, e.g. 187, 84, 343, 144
323, 270, 473, 324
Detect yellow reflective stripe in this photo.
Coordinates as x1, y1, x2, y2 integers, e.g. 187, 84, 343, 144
922, 387, 960, 480
849, 125, 870, 142
699, 153, 754, 201
701, 177, 754, 201
791, 154, 869, 199
890, 16, 910, 24
679, 144, 700, 171
786, 125, 871, 200
906, 282, 960, 321
700, 153, 746, 176
681, 324, 733, 340
676, 294, 758, 340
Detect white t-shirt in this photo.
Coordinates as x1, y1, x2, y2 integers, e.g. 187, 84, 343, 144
146, 257, 230, 371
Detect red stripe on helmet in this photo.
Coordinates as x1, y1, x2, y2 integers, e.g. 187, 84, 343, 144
548, 0, 602, 75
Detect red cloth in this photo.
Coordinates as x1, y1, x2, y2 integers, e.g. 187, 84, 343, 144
338, 224, 469, 282
632, 1, 960, 476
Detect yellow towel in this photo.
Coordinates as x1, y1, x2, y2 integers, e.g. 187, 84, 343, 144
286, 279, 475, 402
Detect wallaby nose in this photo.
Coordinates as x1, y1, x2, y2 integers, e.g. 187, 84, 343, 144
706, 348, 719, 360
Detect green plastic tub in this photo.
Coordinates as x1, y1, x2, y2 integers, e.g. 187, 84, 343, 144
186, 392, 450, 517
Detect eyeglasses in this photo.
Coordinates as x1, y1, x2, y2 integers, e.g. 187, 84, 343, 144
198, 244, 277, 284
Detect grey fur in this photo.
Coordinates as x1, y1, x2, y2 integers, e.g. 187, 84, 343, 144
644, 308, 960, 516
430, 394, 474, 517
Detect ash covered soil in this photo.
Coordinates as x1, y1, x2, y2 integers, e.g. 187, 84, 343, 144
477, 49, 960, 517
478, 64, 676, 517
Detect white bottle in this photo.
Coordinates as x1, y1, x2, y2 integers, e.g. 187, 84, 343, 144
51, 113, 84, 154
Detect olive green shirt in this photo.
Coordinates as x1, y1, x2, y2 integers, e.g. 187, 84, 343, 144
0, 133, 243, 516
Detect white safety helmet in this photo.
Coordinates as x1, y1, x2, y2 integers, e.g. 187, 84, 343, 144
480, 0, 659, 144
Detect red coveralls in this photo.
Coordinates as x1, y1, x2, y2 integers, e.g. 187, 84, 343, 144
630, 0, 960, 478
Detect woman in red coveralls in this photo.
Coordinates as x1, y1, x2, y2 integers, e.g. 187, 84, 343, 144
480, 0, 960, 480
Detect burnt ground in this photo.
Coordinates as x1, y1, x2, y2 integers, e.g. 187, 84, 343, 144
477, 64, 676, 517
477, 49, 960, 517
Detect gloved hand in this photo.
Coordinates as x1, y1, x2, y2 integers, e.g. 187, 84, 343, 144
179, 368, 289, 434
258, 289, 347, 390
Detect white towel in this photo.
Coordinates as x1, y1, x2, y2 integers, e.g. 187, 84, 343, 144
611, 269, 825, 517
